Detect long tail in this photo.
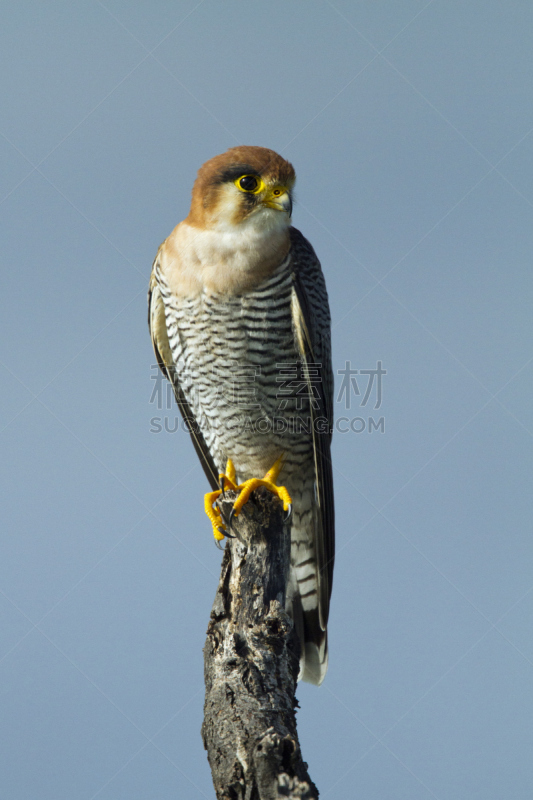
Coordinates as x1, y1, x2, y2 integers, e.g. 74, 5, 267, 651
288, 500, 328, 685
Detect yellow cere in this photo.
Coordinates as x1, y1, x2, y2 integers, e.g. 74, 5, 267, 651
235, 175, 288, 197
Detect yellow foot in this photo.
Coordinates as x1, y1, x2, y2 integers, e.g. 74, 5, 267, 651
204, 459, 238, 548
204, 457, 293, 549
229, 455, 293, 527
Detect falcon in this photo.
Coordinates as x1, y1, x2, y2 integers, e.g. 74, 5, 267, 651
148, 146, 334, 684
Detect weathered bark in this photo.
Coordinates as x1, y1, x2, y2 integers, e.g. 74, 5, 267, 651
202, 487, 319, 800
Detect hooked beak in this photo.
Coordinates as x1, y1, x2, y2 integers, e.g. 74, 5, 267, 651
263, 190, 292, 217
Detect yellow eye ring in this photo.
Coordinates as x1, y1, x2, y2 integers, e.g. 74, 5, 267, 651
235, 175, 264, 194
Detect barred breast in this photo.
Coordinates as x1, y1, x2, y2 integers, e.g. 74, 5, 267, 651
153, 244, 327, 684
156, 253, 311, 478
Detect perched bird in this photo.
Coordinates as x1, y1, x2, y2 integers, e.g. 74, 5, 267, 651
148, 146, 334, 684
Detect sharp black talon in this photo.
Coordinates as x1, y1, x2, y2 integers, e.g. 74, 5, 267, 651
229, 507, 237, 528
219, 476, 226, 497
219, 508, 235, 538
217, 526, 235, 539
215, 538, 224, 550
284, 504, 293, 523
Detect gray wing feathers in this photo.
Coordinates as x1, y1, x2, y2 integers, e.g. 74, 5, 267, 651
290, 227, 335, 637
148, 251, 219, 491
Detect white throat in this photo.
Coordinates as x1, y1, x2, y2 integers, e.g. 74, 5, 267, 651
191, 208, 288, 265
165, 209, 290, 295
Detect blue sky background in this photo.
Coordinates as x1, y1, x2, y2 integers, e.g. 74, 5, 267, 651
1, 2, 532, 798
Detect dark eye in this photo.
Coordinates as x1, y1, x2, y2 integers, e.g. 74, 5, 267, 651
239, 175, 259, 192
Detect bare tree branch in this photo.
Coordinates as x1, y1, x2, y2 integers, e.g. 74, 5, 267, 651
202, 487, 319, 799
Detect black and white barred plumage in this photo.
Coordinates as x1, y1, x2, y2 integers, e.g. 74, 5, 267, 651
149, 146, 334, 684
150, 227, 334, 684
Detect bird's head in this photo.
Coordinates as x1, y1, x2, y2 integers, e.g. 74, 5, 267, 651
186, 146, 295, 232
